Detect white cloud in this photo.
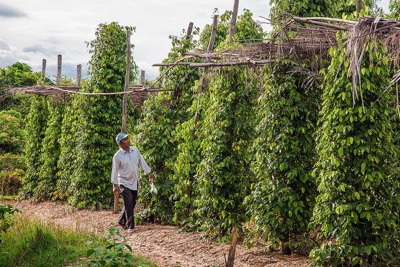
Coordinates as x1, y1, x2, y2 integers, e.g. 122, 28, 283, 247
0, 40, 11, 51
0, 3, 26, 17
0, 44, 31, 67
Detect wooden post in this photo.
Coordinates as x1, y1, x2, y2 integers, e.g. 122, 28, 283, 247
140, 70, 145, 86
356, 0, 363, 18
41, 59, 46, 84
182, 22, 194, 50
121, 30, 131, 135
186, 22, 194, 39
56, 55, 62, 86
196, 14, 219, 123
229, 0, 240, 41
207, 15, 219, 52
225, 228, 239, 267
114, 30, 131, 214
76, 64, 82, 87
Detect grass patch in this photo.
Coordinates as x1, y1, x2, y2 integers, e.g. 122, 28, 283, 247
0, 195, 19, 201
0, 215, 157, 267
0, 215, 101, 267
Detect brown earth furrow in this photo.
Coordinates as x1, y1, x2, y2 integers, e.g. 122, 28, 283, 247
3, 200, 309, 267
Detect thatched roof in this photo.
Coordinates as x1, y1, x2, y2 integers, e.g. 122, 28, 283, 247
166, 16, 400, 70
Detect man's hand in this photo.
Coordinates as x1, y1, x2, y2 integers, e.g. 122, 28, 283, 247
149, 172, 155, 183
113, 184, 119, 195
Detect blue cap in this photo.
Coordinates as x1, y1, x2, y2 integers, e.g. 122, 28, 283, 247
115, 132, 129, 144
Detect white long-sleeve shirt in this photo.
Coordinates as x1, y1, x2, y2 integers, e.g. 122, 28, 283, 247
111, 146, 151, 191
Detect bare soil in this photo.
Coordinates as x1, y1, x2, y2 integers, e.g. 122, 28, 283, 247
4, 200, 309, 267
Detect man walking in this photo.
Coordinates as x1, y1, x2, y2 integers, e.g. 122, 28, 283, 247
111, 132, 155, 235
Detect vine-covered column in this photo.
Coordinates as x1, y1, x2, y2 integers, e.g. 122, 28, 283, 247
195, 66, 259, 239
65, 22, 137, 209
35, 98, 64, 200
133, 27, 201, 223
245, 61, 321, 254
21, 96, 48, 199
310, 35, 400, 266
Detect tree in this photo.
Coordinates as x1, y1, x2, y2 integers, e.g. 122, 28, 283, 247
0, 109, 26, 196
269, 0, 355, 20
0, 62, 41, 88
55, 99, 79, 201
162, 8, 265, 234
170, 77, 210, 228
132, 92, 176, 222
0, 63, 48, 114
199, 9, 264, 50
0, 109, 25, 155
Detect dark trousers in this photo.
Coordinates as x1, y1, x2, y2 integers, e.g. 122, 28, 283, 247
118, 185, 138, 230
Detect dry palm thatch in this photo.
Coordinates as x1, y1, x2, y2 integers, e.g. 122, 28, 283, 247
177, 19, 339, 71
341, 17, 400, 110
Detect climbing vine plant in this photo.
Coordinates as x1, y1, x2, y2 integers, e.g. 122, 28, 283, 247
133, 28, 201, 223
245, 61, 321, 254
166, 8, 266, 232
62, 22, 137, 209
310, 37, 400, 266
194, 66, 259, 240
56, 99, 79, 201
169, 76, 211, 229
35, 99, 65, 201
20, 96, 48, 199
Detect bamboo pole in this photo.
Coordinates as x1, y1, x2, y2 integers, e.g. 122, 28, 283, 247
196, 13, 220, 122
190, 60, 272, 67
114, 30, 131, 214
292, 16, 350, 30
152, 62, 192, 67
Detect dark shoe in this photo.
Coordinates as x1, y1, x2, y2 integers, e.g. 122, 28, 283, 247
118, 223, 127, 230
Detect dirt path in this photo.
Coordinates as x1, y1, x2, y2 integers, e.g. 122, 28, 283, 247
3, 200, 309, 267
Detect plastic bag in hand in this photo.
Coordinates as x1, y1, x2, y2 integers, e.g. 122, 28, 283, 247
150, 182, 158, 195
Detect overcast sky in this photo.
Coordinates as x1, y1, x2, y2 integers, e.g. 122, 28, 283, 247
0, 0, 391, 81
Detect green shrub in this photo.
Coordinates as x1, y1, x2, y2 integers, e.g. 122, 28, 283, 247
0, 203, 19, 233
86, 227, 156, 267
0, 169, 24, 196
